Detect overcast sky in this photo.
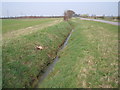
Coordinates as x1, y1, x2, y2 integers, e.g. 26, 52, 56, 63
2, 2, 119, 17
1, 0, 119, 2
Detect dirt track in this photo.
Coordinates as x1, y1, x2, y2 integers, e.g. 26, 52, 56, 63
80, 18, 119, 26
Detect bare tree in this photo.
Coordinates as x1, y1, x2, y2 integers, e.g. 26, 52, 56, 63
64, 10, 75, 21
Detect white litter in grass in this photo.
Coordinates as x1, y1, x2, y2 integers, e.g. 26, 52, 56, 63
36, 46, 43, 50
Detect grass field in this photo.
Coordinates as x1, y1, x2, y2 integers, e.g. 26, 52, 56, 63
2, 18, 74, 88
3, 18, 62, 42
39, 19, 118, 88
2, 18, 57, 34
2, 18, 118, 88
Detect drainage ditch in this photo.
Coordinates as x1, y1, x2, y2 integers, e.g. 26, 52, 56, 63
33, 29, 74, 88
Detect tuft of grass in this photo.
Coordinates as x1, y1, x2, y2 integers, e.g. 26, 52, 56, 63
2, 20, 73, 88
39, 19, 118, 88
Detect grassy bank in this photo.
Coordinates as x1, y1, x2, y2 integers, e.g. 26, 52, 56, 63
2, 20, 73, 88
39, 19, 118, 88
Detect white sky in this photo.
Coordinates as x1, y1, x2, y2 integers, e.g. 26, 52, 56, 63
1, 0, 120, 2
1, 0, 119, 17
2, 2, 118, 17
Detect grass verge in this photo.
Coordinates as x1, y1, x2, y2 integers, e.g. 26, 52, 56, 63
39, 19, 118, 88
2, 20, 73, 88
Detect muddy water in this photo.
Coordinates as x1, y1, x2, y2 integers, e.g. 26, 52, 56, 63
36, 29, 74, 87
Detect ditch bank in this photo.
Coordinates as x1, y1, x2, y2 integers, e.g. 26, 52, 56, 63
3, 21, 74, 88
29, 22, 74, 88
33, 29, 74, 88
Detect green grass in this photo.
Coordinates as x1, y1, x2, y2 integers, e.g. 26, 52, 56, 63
2, 18, 57, 34
2, 20, 73, 88
39, 19, 118, 88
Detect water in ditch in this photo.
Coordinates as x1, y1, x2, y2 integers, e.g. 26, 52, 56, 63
36, 29, 74, 87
